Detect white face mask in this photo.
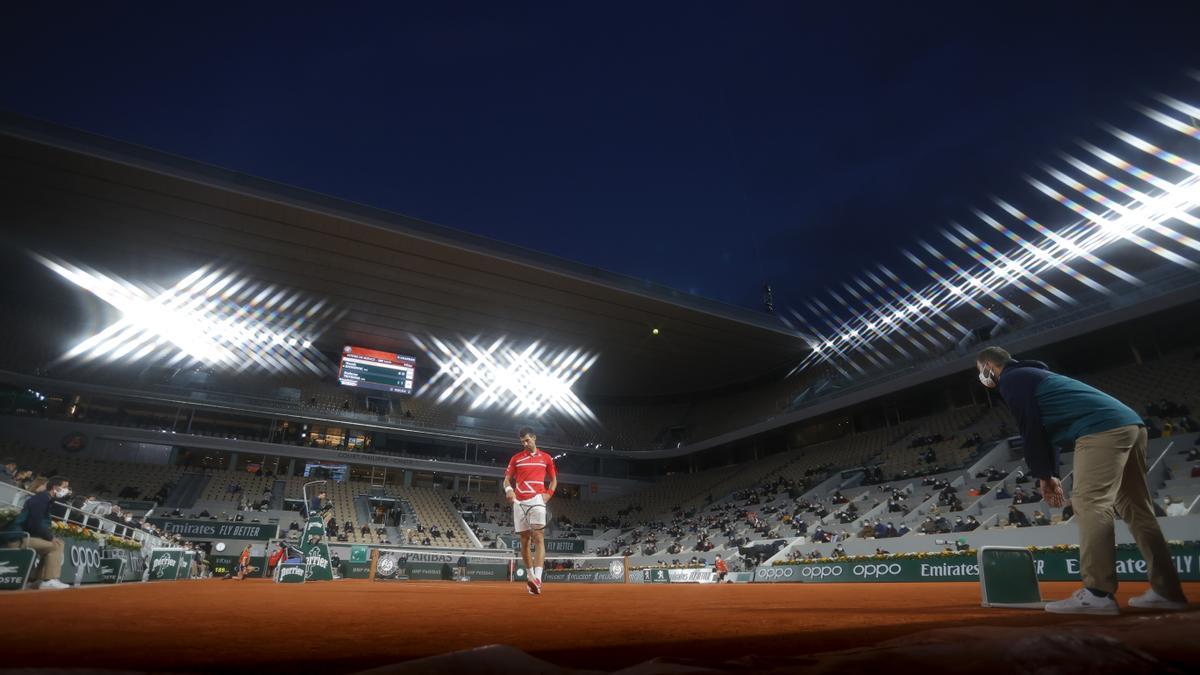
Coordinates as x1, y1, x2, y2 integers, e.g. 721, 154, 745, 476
978, 366, 996, 388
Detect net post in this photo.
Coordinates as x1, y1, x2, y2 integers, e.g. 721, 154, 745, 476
623, 555, 629, 584
368, 548, 379, 582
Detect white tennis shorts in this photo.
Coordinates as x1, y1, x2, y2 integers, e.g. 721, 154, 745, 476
513, 494, 547, 533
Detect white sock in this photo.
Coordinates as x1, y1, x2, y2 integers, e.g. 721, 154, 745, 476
534, 566, 543, 581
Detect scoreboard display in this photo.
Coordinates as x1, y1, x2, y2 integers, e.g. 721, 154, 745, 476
337, 346, 416, 395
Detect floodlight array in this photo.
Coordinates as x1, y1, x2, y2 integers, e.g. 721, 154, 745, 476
414, 334, 598, 423
790, 87, 1200, 377
38, 256, 338, 375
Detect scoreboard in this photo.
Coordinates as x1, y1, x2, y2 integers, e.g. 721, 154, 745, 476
337, 346, 416, 395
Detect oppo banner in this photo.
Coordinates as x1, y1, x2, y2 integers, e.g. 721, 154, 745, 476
59, 540, 105, 584
754, 545, 1200, 583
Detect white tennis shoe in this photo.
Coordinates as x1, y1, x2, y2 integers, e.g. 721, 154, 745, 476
37, 579, 70, 590
527, 578, 539, 595
1128, 588, 1188, 611
1045, 588, 1119, 615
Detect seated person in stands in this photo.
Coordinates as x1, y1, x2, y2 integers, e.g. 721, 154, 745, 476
885, 522, 899, 537
995, 484, 1011, 499
1012, 487, 1027, 504
362, 524, 371, 536
421, 536, 431, 546
897, 523, 910, 536
2, 476, 70, 589
964, 515, 980, 531
953, 516, 970, 532
934, 516, 951, 533
830, 543, 847, 558
1164, 497, 1189, 517
1185, 445, 1200, 462
1007, 505, 1030, 527
1, 460, 18, 485
1032, 510, 1051, 526
873, 521, 889, 538
977, 483, 990, 496
858, 522, 874, 539
1014, 470, 1031, 485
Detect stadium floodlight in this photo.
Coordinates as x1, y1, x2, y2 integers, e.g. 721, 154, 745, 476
414, 334, 598, 423
36, 255, 339, 375
795, 85, 1200, 376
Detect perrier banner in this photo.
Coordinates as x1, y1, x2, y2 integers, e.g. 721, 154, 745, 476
300, 515, 334, 581
148, 548, 186, 581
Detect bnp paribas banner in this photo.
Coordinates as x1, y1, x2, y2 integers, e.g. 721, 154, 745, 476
147, 518, 277, 541
753, 544, 1200, 584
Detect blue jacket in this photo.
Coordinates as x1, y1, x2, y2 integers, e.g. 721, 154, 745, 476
12, 491, 55, 541
996, 360, 1143, 479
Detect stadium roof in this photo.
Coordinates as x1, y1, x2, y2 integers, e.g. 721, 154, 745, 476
0, 111, 807, 396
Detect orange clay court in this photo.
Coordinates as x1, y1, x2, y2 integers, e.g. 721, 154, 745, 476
2, 580, 1198, 673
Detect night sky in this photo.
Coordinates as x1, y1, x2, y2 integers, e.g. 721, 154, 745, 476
2, 2, 1197, 312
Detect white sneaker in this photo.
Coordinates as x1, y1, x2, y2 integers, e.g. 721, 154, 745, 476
1045, 588, 1119, 615
1128, 588, 1189, 611
37, 579, 70, 590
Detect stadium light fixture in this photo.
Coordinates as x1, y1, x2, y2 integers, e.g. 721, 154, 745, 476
413, 334, 598, 424
794, 85, 1200, 377
36, 256, 340, 375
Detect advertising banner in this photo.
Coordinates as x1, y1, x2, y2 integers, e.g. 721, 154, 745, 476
0, 549, 35, 590
277, 562, 307, 583
146, 518, 277, 541
640, 568, 714, 583
517, 560, 625, 584
148, 548, 184, 581
60, 539, 104, 584
499, 535, 586, 554
753, 544, 1200, 584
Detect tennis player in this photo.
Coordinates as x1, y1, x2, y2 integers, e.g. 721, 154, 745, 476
503, 426, 557, 595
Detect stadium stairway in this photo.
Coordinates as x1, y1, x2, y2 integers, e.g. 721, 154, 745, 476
354, 495, 373, 528
270, 479, 287, 510
163, 473, 208, 509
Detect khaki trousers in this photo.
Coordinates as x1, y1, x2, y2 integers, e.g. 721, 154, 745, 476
3, 536, 64, 582
1072, 425, 1184, 599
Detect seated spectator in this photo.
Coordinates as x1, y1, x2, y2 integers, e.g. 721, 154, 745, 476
1165, 497, 1189, 517
964, 515, 980, 531
1032, 510, 1051, 526
1007, 505, 1030, 527
2, 476, 70, 589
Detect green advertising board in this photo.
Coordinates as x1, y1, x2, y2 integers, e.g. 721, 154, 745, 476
375, 553, 509, 581
642, 568, 671, 583
300, 516, 334, 581
277, 562, 307, 583
753, 543, 1200, 584
147, 518, 277, 541
515, 561, 626, 584
211, 554, 267, 577
99, 557, 125, 584
342, 561, 372, 579
0, 548, 35, 590
148, 548, 185, 580
350, 545, 369, 563
60, 539, 104, 584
